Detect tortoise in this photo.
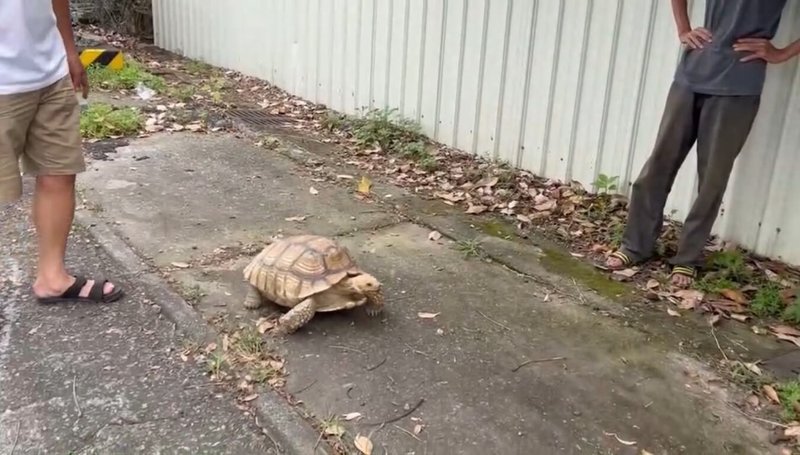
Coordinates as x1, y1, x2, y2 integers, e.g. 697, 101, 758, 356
242, 235, 384, 335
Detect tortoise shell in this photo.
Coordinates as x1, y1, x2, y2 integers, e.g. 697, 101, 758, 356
243, 235, 361, 308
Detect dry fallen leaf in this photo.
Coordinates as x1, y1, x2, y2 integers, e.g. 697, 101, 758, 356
667, 308, 681, 317
354, 434, 373, 455
357, 176, 372, 194
417, 312, 440, 319
774, 332, 800, 348
763, 384, 781, 404
745, 394, 760, 408
641, 451, 654, 455
784, 425, 800, 437
256, 318, 275, 334
465, 204, 488, 215
413, 424, 424, 435
720, 288, 747, 304
646, 279, 660, 290
171, 261, 190, 269
534, 200, 557, 212
309, 187, 319, 195
743, 362, 762, 376
731, 314, 750, 323
342, 412, 362, 421
707, 314, 721, 327
284, 216, 307, 222
241, 394, 258, 402
428, 230, 442, 241
770, 325, 800, 337
324, 422, 345, 437
613, 268, 638, 279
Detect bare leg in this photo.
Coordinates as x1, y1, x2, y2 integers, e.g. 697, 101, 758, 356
275, 298, 316, 335
243, 284, 264, 309
31, 175, 114, 298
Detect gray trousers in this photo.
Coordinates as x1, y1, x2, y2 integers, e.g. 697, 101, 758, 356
621, 81, 760, 268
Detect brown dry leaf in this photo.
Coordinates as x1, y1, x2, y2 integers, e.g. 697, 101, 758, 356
784, 425, 800, 437
435, 192, 465, 203
763, 384, 781, 404
324, 422, 346, 437
667, 308, 681, 317
641, 451, 654, 455
731, 314, 750, 323
673, 289, 704, 305
603, 432, 637, 446
413, 424, 424, 435
745, 394, 760, 408
475, 176, 499, 188
613, 268, 638, 279
534, 200, 557, 212
186, 122, 204, 132
354, 434, 373, 455
417, 312, 440, 319
707, 314, 721, 327
743, 362, 762, 376
256, 318, 275, 334
241, 394, 258, 402
284, 216, 307, 222
222, 334, 230, 352
171, 261, 190, 269
516, 214, 532, 223
646, 279, 660, 290
570, 252, 585, 258
309, 187, 319, 195
204, 342, 217, 354
774, 332, 800, 348
770, 325, 800, 337
428, 230, 442, 241
720, 289, 747, 305
465, 204, 488, 215
357, 176, 372, 194
342, 412, 363, 421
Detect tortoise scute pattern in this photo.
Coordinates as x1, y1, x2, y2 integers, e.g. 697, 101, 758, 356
243, 235, 360, 307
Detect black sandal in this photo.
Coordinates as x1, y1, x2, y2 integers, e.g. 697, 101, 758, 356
36, 276, 124, 304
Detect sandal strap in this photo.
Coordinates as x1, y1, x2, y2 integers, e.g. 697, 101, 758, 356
88, 280, 107, 301
611, 251, 631, 265
671, 265, 697, 278
62, 276, 88, 298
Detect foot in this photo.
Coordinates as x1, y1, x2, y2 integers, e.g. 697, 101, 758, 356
604, 251, 632, 270
33, 274, 122, 303
669, 266, 697, 289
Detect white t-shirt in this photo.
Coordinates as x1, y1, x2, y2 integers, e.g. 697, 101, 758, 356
0, 0, 69, 95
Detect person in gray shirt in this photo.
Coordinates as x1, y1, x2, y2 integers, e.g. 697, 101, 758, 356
604, 0, 800, 288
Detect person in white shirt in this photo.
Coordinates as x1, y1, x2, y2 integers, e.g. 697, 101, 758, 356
0, 0, 123, 303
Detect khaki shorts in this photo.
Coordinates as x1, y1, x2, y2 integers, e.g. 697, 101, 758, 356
0, 75, 85, 203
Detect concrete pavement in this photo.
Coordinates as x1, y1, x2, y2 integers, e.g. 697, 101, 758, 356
75, 130, 780, 454
0, 183, 278, 454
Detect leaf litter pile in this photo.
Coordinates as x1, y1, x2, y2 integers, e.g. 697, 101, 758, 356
80, 24, 800, 449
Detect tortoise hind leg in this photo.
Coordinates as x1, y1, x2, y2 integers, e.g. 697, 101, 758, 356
243, 284, 264, 309
275, 298, 317, 335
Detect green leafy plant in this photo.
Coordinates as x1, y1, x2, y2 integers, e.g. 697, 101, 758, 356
707, 250, 751, 283
592, 174, 619, 194
351, 108, 421, 153
695, 276, 738, 295
455, 239, 483, 259
750, 283, 783, 318
782, 297, 800, 325
776, 381, 800, 421
87, 59, 165, 92
79, 103, 143, 139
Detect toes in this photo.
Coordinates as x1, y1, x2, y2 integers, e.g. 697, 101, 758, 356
77, 279, 116, 298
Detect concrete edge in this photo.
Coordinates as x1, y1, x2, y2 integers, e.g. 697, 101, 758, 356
74, 209, 330, 455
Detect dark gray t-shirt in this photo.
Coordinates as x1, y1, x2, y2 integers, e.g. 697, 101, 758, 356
674, 0, 788, 96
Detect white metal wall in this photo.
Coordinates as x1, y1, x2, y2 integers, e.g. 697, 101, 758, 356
153, 0, 800, 265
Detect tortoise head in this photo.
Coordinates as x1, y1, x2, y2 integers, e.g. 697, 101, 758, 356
348, 272, 384, 316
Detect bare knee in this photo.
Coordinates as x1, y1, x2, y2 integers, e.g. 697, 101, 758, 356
36, 174, 76, 192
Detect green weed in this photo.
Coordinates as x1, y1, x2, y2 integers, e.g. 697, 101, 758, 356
592, 174, 619, 194
695, 276, 738, 295
455, 239, 483, 259
169, 84, 197, 102
351, 108, 422, 153
234, 327, 263, 357
782, 297, 800, 325
750, 283, 783, 318
206, 352, 226, 376
87, 59, 165, 92
79, 103, 143, 139
776, 381, 800, 421
707, 250, 751, 283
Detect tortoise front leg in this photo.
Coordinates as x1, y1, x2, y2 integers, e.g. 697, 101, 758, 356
275, 298, 317, 335
243, 284, 264, 309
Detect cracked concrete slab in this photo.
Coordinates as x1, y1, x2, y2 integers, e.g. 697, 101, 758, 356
75, 131, 781, 454
0, 185, 276, 454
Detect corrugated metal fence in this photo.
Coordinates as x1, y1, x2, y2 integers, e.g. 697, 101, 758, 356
152, 0, 800, 265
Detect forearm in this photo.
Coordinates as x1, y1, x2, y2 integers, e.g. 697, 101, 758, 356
52, 0, 78, 57
671, 0, 692, 36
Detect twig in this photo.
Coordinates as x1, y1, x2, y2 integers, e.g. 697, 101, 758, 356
729, 404, 787, 428
572, 278, 587, 305
711, 326, 729, 362
329, 345, 367, 355
72, 374, 83, 418
404, 344, 431, 358
290, 379, 317, 394
10, 421, 20, 455
366, 357, 387, 371
393, 424, 421, 441
476, 310, 511, 331
511, 356, 566, 372
365, 398, 425, 426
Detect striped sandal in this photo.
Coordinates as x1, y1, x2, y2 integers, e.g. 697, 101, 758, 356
600, 250, 634, 271
669, 265, 697, 288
